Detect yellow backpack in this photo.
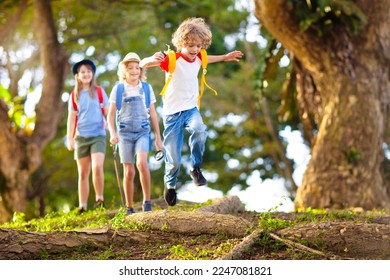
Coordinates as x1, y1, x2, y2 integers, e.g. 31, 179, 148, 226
160, 47, 218, 108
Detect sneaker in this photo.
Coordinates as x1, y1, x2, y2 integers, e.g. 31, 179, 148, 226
143, 201, 152, 212
164, 186, 177, 206
94, 199, 104, 209
78, 207, 86, 214
190, 167, 207, 186
125, 207, 135, 215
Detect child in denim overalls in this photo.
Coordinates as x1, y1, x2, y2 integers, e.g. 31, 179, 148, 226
107, 52, 162, 215
140, 18, 243, 206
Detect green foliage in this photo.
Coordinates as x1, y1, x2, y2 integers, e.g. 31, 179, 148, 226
258, 206, 372, 233
258, 211, 293, 232
1, 0, 295, 218
111, 211, 151, 230
0, 85, 35, 133
288, 0, 367, 36
0, 85, 11, 101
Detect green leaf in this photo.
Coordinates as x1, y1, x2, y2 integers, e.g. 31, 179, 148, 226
0, 85, 11, 102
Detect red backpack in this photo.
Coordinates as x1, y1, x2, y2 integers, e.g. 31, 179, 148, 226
71, 86, 105, 137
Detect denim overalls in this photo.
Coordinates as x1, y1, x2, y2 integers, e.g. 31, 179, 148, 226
117, 87, 150, 163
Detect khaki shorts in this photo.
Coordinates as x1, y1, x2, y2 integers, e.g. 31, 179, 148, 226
74, 135, 106, 159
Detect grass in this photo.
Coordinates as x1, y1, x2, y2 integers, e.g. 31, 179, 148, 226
0, 208, 112, 232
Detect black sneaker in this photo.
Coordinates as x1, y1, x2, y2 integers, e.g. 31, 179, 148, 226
190, 167, 207, 186
143, 201, 152, 212
78, 207, 86, 214
125, 207, 135, 215
164, 186, 177, 206
94, 200, 104, 209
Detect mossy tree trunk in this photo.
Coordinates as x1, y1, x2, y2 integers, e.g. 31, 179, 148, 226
254, 0, 390, 210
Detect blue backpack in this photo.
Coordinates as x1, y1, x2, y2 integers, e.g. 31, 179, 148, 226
115, 81, 152, 150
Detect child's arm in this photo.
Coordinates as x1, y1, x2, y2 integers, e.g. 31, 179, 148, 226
66, 110, 77, 151
140, 52, 165, 69
208, 50, 244, 64
149, 103, 163, 151
107, 102, 119, 145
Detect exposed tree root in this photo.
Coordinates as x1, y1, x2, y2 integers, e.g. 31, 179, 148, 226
268, 232, 345, 259
219, 229, 263, 260
125, 195, 251, 238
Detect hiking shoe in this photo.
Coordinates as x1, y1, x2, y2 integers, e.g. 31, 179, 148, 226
125, 207, 135, 215
164, 186, 177, 206
190, 167, 207, 186
94, 199, 104, 209
143, 201, 152, 212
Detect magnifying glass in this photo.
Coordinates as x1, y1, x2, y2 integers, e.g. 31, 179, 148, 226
154, 150, 164, 161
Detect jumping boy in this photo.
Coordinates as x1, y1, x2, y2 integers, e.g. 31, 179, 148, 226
140, 17, 243, 206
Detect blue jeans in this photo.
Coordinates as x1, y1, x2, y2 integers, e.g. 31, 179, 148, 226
162, 107, 207, 187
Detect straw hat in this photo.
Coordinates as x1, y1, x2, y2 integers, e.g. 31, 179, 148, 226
120, 52, 141, 65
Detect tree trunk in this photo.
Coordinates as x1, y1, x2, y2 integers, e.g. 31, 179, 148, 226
254, 0, 390, 211
0, 0, 67, 222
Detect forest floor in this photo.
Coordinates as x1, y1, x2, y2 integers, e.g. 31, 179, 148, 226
1, 196, 390, 260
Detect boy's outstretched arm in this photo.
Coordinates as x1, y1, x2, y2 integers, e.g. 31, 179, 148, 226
208, 50, 244, 64
140, 52, 165, 68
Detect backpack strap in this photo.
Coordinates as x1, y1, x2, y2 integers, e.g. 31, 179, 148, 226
199, 49, 218, 108
96, 86, 105, 129
115, 83, 125, 111
141, 81, 152, 151
141, 81, 151, 109
71, 91, 78, 138
96, 86, 105, 117
159, 47, 176, 99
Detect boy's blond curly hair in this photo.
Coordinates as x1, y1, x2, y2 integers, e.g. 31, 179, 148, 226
172, 17, 212, 51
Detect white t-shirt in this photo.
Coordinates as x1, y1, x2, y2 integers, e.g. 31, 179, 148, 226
161, 54, 201, 115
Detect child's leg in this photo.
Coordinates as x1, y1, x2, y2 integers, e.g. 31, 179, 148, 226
91, 152, 105, 201
76, 156, 91, 209
90, 136, 106, 203
136, 151, 150, 201
185, 108, 207, 168
123, 163, 135, 208
163, 112, 184, 187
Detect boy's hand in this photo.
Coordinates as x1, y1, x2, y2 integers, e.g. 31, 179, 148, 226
224, 50, 244, 62
140, 52, 165, 68
152, 51, 165, 62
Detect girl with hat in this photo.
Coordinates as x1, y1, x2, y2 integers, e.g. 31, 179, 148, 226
66, 59, 109, 213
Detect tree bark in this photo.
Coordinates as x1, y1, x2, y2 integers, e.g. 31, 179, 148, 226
0, 0, 68, 222
254, 0, 390, 211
